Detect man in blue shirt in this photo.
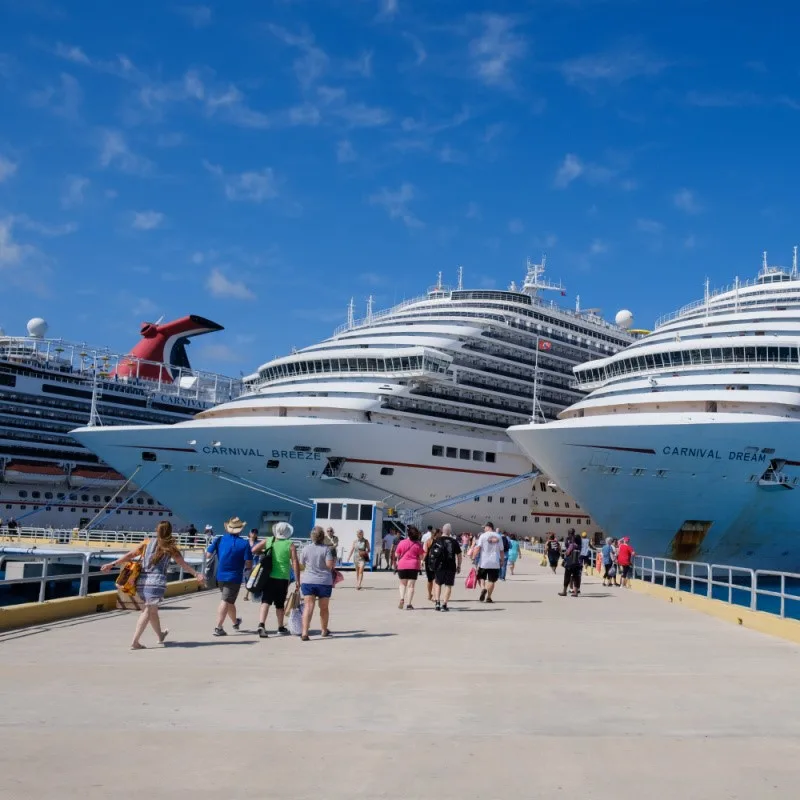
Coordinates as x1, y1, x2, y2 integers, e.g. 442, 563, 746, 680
207, 516, 252, 636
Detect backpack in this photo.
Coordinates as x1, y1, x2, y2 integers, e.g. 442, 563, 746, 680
428, 538, 451, 570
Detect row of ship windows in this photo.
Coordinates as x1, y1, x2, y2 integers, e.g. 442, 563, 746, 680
15, 490, 157, 505
501, 515, 590, 524
577, 345, 800, 384
6, 505, 171, 516
431, 445, 497, 462
258, 354, 450, 383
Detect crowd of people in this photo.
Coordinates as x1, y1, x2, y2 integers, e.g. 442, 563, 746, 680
105, 516, 634, 650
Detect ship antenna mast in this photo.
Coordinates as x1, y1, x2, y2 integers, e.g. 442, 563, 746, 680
436, 271, 443, 291
88, 372, 103, 427
347, 297, 355, 330
457, 265, 463, 290
366, 295, 374, 324
793, 246, 798, 277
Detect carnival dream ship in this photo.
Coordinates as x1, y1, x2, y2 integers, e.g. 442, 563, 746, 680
0, 316, 239, 531
73, 260, 634, 538
509, 249, 800, 571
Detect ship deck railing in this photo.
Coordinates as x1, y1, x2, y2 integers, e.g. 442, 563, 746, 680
634, 555, 800, 619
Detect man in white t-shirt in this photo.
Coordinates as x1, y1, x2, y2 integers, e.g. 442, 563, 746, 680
474, 522, 505, 603
421, 525, 433, 547
381, 531, 395, 570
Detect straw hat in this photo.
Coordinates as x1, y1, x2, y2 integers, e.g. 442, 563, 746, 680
224, 516, 247, 533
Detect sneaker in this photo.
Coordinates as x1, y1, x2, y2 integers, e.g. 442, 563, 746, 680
232, 617, 242, 630
213, 627, 227, 637
435, 602, 441, 611
558, 591, 567, 597
441, 604, 449, 612
485, 597, 493, 604
406, 604, 414, 610
277, 626, 290, 635
257, 626, 268, 639
479, 589, 487, 602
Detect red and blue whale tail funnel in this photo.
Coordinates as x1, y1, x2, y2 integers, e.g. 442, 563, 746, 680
112, 314, 224, 383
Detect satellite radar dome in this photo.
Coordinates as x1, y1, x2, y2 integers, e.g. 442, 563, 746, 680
615, 309, 634, 329
27, 318, 49, 338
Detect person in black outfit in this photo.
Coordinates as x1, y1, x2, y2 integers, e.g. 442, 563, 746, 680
559, 531, 582, 597
545, 532, 561, 573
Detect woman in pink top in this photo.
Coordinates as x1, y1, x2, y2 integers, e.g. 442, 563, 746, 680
393, 526, 424, 610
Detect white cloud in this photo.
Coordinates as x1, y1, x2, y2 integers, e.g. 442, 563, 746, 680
560, 47, 668, 90
508, 218, 524, 234
637, 218, 664, 234
589, 239, 608, 254
673, 188, 702, 214
268, 25, 329, 88
466, 202, 480, 219
156, 132, 184, 147
54, 42, 90, 64
175, 5, 212, 27
206, 268, 256, 300
61, 175, 89, 208
203, 160, 279, 202
378, 0, 398, 19
468, 14, 526, 88
0, 217, 50, 294
132, 297, 159, 317
554, 154, 584, 189
439, 145, 466, 164
98, 129, 153, 175
13, 215, 77, 236
369, 183, 423, 228
288, 103, 321, 126
402, 33, 427, 66
336, 140, 357, 163
132, 210, 166, 230
196, 343, 242, 363
29, 72, 82, 120
333, 101, 392, 128
684, 235, 697, 249
346, 50, 373, 78
0, 155, 18, 183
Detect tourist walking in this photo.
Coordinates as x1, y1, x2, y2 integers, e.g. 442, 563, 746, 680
559, 531, 582, 597
101, 521, 205, 649
347, 529, 370, 590
423, 528, 441, 601
299, 526, 336, 640
207, 516, 253, 636
394, 525, 424, 609
601, 537, 615, 587
545, 532, 560, 573
253, 522, 301, 638
580, 532, 593, 574
381, 529, 394, 570
506, 534, 521, 575
617, 536, 636, 588
430, 523, 462, 611
472, 522, 505, 603
243, 528, 260, 601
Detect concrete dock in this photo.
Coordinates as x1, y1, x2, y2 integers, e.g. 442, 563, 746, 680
1, 559, 799, 799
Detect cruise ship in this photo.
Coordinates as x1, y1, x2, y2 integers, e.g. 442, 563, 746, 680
0, 315, 239, 531
73, 260, 634, 538
508, 249, 800, 571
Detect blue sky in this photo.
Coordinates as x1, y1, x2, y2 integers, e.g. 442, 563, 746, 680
1, 0, 799, 376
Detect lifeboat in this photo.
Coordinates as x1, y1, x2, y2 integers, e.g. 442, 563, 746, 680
4, 461, 67, 484
69, 467, 127, 488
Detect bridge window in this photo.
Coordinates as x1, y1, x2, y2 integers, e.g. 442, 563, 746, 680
472, 451, 484, 461
360, 504, 373, 521
81, 494, 89, 502
317, 503, 330, 519
446, 447, 457, 458
32, 491, 41, 499
93, 495, 100, 502
380, 467, 394, 476
459, 449, 470, 460
486, 453, 496, 463
432, 446, 444, 457
18, 491, 27, 498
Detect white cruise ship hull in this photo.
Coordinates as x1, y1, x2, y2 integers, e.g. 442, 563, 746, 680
72, 418, 592, 537
509, 412, 800, 572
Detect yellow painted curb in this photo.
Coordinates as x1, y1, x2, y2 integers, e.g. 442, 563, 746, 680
631, 579, 800, 645
0, 579, 202, 631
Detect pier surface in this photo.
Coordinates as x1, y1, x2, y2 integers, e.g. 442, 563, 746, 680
1, 560, 799, 799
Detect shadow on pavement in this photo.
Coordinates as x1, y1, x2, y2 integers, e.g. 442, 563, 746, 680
165, 640, 257, 648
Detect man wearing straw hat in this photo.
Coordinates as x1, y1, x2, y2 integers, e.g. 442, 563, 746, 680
208, 516, 253, 637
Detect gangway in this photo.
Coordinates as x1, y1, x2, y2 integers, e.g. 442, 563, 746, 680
398, 470, 539, 526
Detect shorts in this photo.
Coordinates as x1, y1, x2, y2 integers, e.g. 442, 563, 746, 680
261, 577, 290, 609
219, 581, 241, 604
435, 568, 456, 587
425, 567, 436, 583
478, 568, 500, 583
621, 564, 633, 579
301, 583, 333, 599
397, 569, 419, 581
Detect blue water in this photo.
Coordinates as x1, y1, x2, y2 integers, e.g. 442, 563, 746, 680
639, 571, 800, 621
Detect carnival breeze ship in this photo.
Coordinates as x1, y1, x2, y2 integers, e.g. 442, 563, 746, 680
0, 316, 238, 530
509, 250, 800, 571
74, 260, 634, 538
